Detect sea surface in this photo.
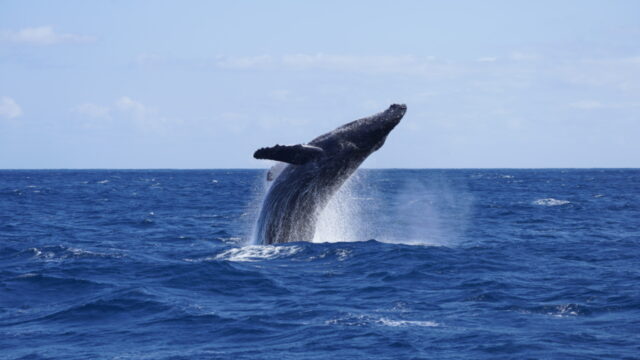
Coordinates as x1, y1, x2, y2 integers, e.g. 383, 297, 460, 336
1, 169, 639, 359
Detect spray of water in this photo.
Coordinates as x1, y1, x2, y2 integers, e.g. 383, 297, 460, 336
314, 171, 473, 246
374, 176, 472, 246
248, 169, 472, 246
247, 169, 273, 245
312, 173, 364, 243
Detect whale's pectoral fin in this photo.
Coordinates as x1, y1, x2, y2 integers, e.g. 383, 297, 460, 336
254, 144, 324, 165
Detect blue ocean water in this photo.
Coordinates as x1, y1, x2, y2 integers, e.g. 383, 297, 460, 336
1, 169, 639, 359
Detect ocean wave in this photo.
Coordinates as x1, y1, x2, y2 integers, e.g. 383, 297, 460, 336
25, 246, 125, 261
212, 245, 302, 262
508, 303, 590, 318
533, 198, 571, 206
5, 273, 106, 290
39, 289, 171, 324
326, 313, 439, 327
307, 248, 352, 261
376, 318, 440, 327
2, 169, 639, 359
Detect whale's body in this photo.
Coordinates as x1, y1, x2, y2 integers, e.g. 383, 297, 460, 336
253, 104, 406, 244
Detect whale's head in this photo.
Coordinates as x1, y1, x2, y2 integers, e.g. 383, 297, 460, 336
331, 103, 406, 155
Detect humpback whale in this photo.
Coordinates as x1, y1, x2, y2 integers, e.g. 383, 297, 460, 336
253, 104, 407, 244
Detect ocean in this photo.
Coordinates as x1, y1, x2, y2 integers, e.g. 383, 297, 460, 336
1, 169, 639, 359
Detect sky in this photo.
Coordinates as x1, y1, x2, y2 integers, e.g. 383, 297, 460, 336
1, 0, 639, 168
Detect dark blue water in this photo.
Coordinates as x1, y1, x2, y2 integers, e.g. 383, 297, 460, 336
1, 169, 639, 359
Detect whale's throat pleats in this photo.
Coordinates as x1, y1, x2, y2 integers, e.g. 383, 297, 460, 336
253, 144, 324, 165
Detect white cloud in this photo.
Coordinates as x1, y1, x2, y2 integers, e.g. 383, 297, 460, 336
560, 57, 640, 92
0, 97, 22, 119
72, 103, 111, 119
71, 97, 171, 132
116, 96, 148, 119
0, 26, 94, 45
115, 96, 174, 132
212, 53, 458, 77
477, 57, 498, 62
214, 55, 273, 69
269, 89, 291, 101
618, 56, 640, 64
135, 53, 165, 66
281, 53, 432, 73
568, 100, 640, 110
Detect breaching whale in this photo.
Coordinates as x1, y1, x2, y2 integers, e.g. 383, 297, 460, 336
253, 104, 407, 244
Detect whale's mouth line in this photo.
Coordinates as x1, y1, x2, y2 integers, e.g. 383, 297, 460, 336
252, 104, 406, 245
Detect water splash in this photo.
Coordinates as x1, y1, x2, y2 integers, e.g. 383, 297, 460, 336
312, 173, 364, 243
247, 169, 273, 245
250, 169, 471, 246
213, 245, 302, 262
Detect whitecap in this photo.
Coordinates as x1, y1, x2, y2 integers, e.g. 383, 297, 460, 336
376, 238, 445, 247
307, 248, 352, 261
29, 246, 123, 261
548, 304, 580, 318
97, 179, 110, 184
335, 249, 351, 261
213, 245, 302, 262
67, 247, 117, 258
29, 247, 53, 260
533, 198, 570, 206
376, 318, 440, 327
325, 313, 439, 327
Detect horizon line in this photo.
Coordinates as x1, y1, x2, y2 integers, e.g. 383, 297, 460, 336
1, 167, 639, 171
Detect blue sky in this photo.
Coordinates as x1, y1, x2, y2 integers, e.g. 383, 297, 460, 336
1, 0, 639, 168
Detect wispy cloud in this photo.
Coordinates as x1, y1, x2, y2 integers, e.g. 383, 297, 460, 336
72, 103, 111, 119
0, 97, 22, 119
214, 55, 274, 69
569, 100, 640, 110
211, 53, 463, 77
115, 97, 149, 120
569, 100, 605, 109
281, 54, 446, 75
558, 57, 640, 91
72, 97, 172, 132
0, 26, 95, 45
